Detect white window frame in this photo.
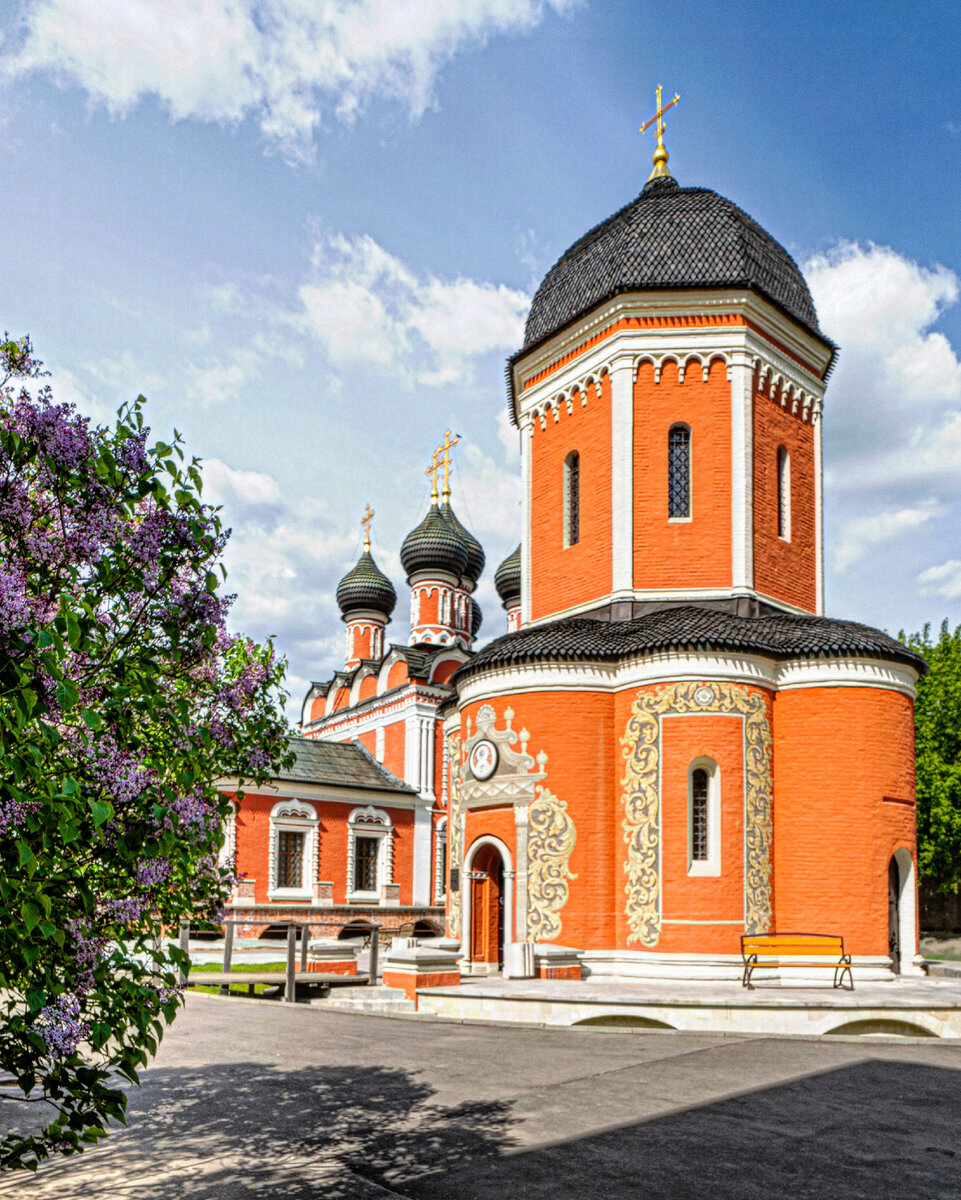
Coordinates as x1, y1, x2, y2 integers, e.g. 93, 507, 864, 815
268, 799, 319, 901
687, 757, 720, 877
346, 805, 394, 903
777, 445, 791, 541
563, 450, 580, 547
668, 423, 693, 523
218, 800, 237, 873
434, 816, 448, 904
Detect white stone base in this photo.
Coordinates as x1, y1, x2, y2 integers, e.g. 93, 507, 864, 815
581, 950, 896, 984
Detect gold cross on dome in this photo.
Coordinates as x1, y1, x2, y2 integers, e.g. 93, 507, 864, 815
361, 503, 374, 551
437, 428, 461, 502
425, 448, 440, 505
639, 84, 680, 181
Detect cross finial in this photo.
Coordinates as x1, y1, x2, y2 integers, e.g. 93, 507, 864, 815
361, 503, 374, 552
640, 84, 680, 182
437, 428, 461, 503
425, 448, 440, 506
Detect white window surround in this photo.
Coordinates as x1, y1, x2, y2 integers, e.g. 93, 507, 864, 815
268, 799, 319, 901
687, 757, 721, 877
218, 801, 237, 872
562, 450, 579, 548
667, 422, 693, 523
346, 805, 394, 903
434, 817, 447, 904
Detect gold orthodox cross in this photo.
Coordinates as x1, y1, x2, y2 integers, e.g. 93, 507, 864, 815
437, 428, 461, 502
426, 449, 440, 504
361, 503, 374, 551
639, 84, 680, 180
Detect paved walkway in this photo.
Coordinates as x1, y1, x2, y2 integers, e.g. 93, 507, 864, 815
2, 993, 960, 1198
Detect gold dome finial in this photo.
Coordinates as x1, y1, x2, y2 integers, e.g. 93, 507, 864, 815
425, 449, 440, 506
435, 428, 461, 504
361, 503, 375, 552
640, 84, 680, 181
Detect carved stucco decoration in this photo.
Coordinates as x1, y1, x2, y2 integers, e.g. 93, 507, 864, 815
526, 782, 577, 943
444, 730, 462, 939
460, 704, 577, 944
620, 681, 773, 947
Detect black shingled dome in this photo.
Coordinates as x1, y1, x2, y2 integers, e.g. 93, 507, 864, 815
441, 501, 485, 584
494, 543, 521, 608
335, 550, 397, 619
455, 606, 926, 680
400, 504, 469, 581
523, 175, 822, 351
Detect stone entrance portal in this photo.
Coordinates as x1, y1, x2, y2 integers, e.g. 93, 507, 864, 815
469, 843, 505, 968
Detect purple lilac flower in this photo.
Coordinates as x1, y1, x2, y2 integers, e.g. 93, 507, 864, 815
37, 993, 90, 1060
0, 793, 41, 837
135, 858, 172, 888
67, 920, 109, 992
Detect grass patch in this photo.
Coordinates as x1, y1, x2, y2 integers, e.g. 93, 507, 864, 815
189, 961, 288, 996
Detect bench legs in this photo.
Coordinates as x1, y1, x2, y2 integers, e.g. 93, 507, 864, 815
833, 956, 854, 990
742, 955, 757, 989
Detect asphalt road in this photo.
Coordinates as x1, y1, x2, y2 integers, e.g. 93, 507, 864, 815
2, 993, 960, 1199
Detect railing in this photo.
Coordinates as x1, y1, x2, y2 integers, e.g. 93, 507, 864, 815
178, 919, 380, 1002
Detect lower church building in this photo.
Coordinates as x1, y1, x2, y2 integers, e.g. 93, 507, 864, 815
225, 116, 926, 982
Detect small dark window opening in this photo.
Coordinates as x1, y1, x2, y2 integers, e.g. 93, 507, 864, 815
668, 425, 691, 518
277, 830, 305, 888
564, 451, 580, 546
354, 835, 379, 892
691, 769, 709, 861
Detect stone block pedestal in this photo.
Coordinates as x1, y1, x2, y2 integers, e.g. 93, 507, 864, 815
534, 944, 583, 981
382, 946, 461, 1007
307, 938, 359, 976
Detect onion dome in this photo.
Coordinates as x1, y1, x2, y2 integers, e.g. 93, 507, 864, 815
400, 504, 469, 581
469, 595, 483, 638
336, 550, 396, 618
441, 501, 485, 584
494, 544, 521, 609
523, 174, 822, 351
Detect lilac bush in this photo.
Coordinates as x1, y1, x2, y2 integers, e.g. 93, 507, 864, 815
0, 337, 291, 1170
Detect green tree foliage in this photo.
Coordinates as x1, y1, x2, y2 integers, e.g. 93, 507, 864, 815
0, 337, 291, 1170
901, 621, 961, 892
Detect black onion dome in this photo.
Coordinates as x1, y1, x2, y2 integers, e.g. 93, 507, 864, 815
400, 504, 469, 580
336, 551, 396, 618
469, 596, 483, 638
494, 544, 521, 608
523, 175, 822, 350
441, 502, 485, 583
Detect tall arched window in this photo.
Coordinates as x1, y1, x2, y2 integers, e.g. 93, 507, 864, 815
777, 446, 791, 541
688, 758, 720, 876
563, 450, 580, 547
668, 424, 691, 519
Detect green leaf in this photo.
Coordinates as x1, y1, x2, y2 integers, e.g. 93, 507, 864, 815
21, 902, 41, 933
88, 799, 112, 827
80, 708, 102, 731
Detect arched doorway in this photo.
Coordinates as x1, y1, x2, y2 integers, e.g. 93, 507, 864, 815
469, 843, 505, 969
889, 849, 918, 975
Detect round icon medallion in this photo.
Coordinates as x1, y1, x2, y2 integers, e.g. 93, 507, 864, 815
694, 685, 716, 707
468, 739, 499, 781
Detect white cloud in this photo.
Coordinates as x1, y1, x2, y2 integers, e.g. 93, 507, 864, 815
832, 500, 946, 573
298, 233, 528, 385
918, 560, 961, 601
5, 0, 575, 158
203, 457, 282, 511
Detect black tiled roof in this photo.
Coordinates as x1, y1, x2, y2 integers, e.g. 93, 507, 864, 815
522, 176, 828, 352
280, 737, 416, 794
441, 501, 485, 584
455, 606, 926, 679
401, 504, 469, 581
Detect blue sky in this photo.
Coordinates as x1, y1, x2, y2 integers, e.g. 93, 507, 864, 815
1, 0, 960, 709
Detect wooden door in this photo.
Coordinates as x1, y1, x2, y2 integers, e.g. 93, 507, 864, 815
470, 845, 504, 966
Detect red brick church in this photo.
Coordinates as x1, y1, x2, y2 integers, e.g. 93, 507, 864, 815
223, 108, 925, 981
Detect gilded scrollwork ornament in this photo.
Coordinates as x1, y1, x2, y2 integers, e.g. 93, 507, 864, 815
620, 681, 774, 947
445, 730, 463, 939
526, 784, 577, 943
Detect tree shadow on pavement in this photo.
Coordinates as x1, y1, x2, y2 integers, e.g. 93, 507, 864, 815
1, 1061, 515, 1199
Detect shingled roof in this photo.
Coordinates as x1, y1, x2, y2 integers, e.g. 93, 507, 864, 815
454, 606, 926, 680
278, 737, 417, 794
521, 176, 830, 353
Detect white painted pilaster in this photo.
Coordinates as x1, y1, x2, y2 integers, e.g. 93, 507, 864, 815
609, 357, 636, 594
729, 354, 755, 591
404, 715, 419, 791
412, 802, 432, 905
514, 805, 529, 942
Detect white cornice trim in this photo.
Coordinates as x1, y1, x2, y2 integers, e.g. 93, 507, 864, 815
522, 588, 813, 628
217, 777, 424, 807
455, 648, 918, 705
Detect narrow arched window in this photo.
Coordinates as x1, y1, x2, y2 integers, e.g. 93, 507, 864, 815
563, 451, 580, 547
777, 446, 791, 541
688, 759, 720, 876
691, 769, 708, 861
668, 425, 691, 519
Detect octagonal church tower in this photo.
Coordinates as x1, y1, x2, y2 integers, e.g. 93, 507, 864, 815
445, 124, 926, 982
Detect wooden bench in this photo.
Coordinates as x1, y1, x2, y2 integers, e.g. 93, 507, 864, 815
741, 933, 853, 990
186, 971, 370, 1000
